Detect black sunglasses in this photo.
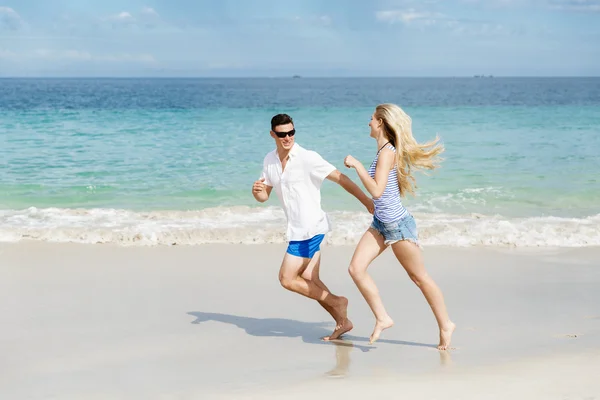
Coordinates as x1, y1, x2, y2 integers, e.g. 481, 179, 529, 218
273, 129, 295, 138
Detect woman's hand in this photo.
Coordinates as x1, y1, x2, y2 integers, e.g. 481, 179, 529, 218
344, 155, 359, 169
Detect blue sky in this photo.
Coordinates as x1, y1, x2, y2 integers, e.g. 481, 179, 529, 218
0, 0, 599, 76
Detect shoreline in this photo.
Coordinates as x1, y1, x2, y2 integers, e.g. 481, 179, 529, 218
1, 208, 599, 247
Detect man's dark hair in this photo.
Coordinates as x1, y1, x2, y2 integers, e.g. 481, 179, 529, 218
271, 114, 294, 131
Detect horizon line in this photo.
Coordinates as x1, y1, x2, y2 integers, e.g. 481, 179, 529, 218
1, 75, 599, 79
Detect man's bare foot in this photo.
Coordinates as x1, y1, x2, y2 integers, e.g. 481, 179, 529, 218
369, 316, 394, 344
332, 296, 348, 321
438, 321, 456, 350
323, 318, 353, 341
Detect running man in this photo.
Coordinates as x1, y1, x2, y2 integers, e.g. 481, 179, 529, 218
252, 113, 373, 340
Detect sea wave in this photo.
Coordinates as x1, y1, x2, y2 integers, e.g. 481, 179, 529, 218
1, 206, 599, 247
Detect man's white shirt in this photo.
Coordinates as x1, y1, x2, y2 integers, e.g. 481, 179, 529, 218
261, 143, 336, 242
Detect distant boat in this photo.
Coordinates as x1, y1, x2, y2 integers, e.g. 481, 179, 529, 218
292, 75, 301, 79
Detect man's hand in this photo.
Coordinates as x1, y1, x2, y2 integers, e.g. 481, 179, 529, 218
344, 155, 359, 169
252, 177, 266, 195
252, 178, 270, 202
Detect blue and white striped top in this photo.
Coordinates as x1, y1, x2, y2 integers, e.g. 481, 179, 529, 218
368, 144, 408, 223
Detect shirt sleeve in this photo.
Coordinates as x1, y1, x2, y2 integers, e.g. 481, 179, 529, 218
307, 151, 337, 183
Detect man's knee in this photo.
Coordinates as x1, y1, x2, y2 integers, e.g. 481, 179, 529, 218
279, 274, 294, 290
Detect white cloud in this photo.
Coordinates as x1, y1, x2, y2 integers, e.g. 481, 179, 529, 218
101, 53, 156, 63
22, 49, 157, 63
140, 6, 162, 28
290, 14, 333, 26
0, 48, 17, 59
549, 0, 600, 11
376, 8, 524, 36
63, 50, 94, 61
376, 9, 444, 24
111, 11, 135, 22
0, 6, 24, 30
464, 0, 600, 10
319, 15, 332, 25
141, 7, 159, 17
103, 11, 135, 27
33, 49, 53, 58
461, 0, 517, 4
101, 8, 166, 29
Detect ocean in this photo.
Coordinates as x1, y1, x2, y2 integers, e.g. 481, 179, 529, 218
1, 77, 599, 246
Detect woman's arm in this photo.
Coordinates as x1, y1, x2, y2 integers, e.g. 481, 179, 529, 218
344, 148, 395, 199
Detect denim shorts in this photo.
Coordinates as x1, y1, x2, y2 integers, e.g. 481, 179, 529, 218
370, 214, 420, 246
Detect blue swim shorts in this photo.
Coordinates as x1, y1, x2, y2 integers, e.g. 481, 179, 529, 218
286, 234, 325, 259
370, 214, 420, 247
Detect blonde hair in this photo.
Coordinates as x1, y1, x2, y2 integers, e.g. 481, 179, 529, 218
375, 103, 444, 197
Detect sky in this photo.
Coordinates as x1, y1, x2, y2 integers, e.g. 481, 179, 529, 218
0, 0, 599, 77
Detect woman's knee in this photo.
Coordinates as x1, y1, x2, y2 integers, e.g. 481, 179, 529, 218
348, 262, 366, 280
408, 272, 430, 287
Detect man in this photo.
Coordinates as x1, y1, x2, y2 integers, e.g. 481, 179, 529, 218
252, 113, 373, 340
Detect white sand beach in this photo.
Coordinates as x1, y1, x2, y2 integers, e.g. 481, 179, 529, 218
1, 242, 599, 399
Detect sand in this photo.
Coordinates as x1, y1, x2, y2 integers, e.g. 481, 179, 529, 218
1, 242, 599, 399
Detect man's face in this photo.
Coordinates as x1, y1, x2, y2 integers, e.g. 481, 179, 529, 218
270, 123, 295, 150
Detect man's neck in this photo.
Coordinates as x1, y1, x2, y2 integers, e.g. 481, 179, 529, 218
277, 146, 292, 162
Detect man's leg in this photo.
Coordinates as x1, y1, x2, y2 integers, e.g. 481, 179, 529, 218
300, 252, 338, 322
301, 251, 353, 340
278, 252, 347, 317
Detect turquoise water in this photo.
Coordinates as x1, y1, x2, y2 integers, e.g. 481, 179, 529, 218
1, 78, 599, 246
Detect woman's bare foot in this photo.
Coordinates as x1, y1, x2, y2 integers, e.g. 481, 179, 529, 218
369, 316, 394, 344
323, 318, 354, 341
438, 321, 456, 350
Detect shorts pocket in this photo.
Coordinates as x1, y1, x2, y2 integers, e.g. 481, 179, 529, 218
403, 216, 418, 239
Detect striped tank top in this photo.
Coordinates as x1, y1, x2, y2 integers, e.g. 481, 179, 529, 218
368, 143, 408, 223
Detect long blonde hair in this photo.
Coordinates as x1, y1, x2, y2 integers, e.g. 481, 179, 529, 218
375, 103, 444, 197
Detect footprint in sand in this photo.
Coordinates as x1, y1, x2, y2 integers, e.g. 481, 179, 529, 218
554, 333, 582, 338
428, 346, 459, 351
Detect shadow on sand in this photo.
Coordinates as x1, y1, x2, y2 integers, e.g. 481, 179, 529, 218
187, 311, 437, 351
188, 311, 448, 377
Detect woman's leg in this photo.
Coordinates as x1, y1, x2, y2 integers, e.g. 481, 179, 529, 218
390, 241, 455, 350
348, 228, 391, 344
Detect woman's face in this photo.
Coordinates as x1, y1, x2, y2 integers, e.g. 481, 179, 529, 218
369, 112, 381, 138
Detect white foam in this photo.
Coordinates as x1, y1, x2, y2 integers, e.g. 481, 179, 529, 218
0, 207, 599, 247
408, 186, 515, 213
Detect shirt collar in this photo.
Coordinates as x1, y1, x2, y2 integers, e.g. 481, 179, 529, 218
276, 143, 300, 160
288, 143, 300, 158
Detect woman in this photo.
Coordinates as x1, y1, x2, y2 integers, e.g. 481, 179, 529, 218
343, 103, 455, 350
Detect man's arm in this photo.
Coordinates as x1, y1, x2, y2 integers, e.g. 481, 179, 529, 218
252, 178, 272, 203
326, 170, 374, 213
